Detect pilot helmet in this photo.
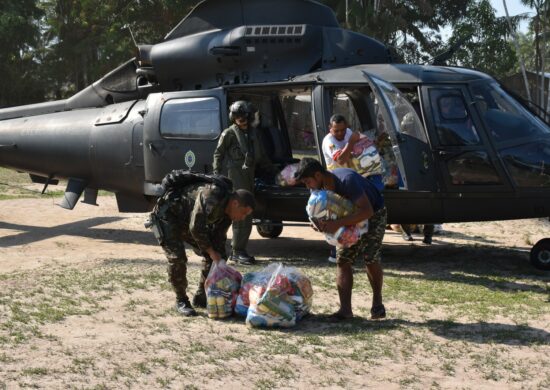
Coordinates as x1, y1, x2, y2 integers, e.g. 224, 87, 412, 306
229, 100, 256, 123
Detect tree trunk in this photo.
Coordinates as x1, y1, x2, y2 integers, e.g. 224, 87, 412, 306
503, 0, 531, 102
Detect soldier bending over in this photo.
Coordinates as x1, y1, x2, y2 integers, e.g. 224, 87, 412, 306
149, 171, 255, 316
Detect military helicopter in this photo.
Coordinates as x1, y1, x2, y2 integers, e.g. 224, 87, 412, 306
0, 0, 549, 270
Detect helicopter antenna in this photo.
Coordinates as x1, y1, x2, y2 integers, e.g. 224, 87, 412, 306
122, 24, 138, 49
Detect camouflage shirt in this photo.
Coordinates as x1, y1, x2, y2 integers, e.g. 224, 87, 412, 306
163, 182, 232, 253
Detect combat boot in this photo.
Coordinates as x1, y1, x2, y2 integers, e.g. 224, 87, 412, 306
192, 289, 207, 308
175, 296, 197, 316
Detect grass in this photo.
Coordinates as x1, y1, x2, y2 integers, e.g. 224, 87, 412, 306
0, 212, 549, 388
0, 167, 112, 199
0, 264, 165, 346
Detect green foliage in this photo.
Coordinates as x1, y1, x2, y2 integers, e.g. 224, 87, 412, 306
38, 0, 199, 98
320, 0, 473, 63
0, 0, 536, 105
0, 0, 45, 106
447, 0, 518, 77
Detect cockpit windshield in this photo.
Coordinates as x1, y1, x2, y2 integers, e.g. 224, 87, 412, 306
471, 82, 550, 142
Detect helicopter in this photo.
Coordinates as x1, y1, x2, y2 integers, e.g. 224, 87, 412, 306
0, 0, 549, 270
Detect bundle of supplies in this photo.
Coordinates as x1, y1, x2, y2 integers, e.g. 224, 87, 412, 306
204, 260, 242, 319
276, 162, 300, 186
237, 263, 313, 328
306, 190, 369, 248
329, 135, 382, 177
349, 136, 383, 176
235, 264, 278, 317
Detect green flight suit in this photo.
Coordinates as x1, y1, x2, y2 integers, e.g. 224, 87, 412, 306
212, 123, 273, 253
151, 182, 232, 301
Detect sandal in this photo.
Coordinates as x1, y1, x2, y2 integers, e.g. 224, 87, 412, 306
370, 304, 386, 319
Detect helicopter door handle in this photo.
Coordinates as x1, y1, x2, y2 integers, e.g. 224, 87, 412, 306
148, 141, 165, 156
436, 149, 459, 160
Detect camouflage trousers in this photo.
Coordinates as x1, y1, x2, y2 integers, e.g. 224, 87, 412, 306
337, 207, 387, 265
151, 198, 225, 301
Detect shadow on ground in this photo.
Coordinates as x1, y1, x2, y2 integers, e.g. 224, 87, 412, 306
0, 218, 157, 247
291, 316, 550, 346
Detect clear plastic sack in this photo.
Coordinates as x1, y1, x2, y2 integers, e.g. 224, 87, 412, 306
306, 190, 368, 248
204, 260, 242, 319
327, 136, 383, 178
235, 263, 279, 317
276, 163, 300, 186
244, 263, 313, 328
349, 137, 383, 176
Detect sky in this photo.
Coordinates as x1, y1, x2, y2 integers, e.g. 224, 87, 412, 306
490, 0, 532, 32
489, 0, 532, 19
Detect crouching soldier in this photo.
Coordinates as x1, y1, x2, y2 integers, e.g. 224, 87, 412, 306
148, 171, 255, 316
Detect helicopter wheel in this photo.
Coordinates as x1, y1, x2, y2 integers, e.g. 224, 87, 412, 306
256, 220, 283, 238
530, 238, 550, 270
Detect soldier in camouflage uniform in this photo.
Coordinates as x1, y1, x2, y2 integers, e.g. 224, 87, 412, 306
213, 100, 275, 265
149, 173, 255, 316
294, 158, 387, 321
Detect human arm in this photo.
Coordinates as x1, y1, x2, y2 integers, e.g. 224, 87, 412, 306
212, 129, 229, 174
335, 131, 361, 164
189, 189, 223, 263
317, 193, 373, 234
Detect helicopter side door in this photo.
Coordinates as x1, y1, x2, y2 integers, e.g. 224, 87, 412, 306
421, 85, 514, 221
356, 74, 444, 223
143, 89, 226, 190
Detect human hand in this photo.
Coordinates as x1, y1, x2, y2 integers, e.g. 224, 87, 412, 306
207, 248, 223, 263
349, 131, 361, 144
318, 219, 341, 234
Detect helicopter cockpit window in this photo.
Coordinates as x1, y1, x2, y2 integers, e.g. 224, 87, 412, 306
500, 143, 550, 187
471, 82, 550, 142
429, 89, 480, 146
160, 97, 221, 139
447, 151, 502, 185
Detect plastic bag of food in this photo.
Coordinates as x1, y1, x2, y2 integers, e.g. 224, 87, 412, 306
276, 163, 300, 186
350, 137, 383, 177
245, 263, 313, 328
327, 136, 383, 178
306, 190, 368, 248
204, 260, 242, 319
235, 263, 279, 317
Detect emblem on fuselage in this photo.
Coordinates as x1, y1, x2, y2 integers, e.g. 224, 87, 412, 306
185, 150, 196, 169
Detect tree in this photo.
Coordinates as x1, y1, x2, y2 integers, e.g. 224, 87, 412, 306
38, 0, 199, 99
320, 0, 522, 78
0, 0, 45, 107
519, 0, 549, 108
447, 0, 518, 78
319, 0, 473, 63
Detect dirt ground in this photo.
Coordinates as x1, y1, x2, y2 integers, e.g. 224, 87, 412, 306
0, 196, 549, 389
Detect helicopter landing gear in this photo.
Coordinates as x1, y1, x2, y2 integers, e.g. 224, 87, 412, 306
256, 220, 283, 238
530, 238, 550, 270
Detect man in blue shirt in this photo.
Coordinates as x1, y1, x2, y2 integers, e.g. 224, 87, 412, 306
294, 158, 387, 320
